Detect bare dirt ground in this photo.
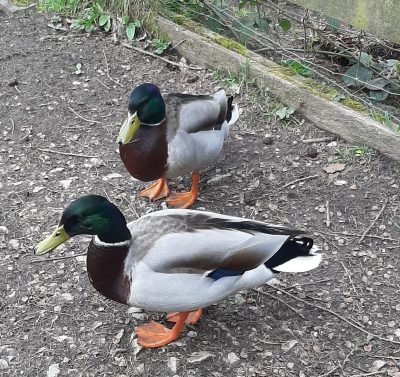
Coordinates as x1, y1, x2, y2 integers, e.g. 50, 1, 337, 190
1, 10, 400, 377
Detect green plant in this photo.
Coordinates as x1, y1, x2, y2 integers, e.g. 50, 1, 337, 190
275, 106, 295, 120
335, 145, 375, 162
283, 60, 312, 77
37, 0, 80, 13
151, 38, 170, 55
370, 110, 399, 131
122, 16, 141, 40
71, 3, 110, 33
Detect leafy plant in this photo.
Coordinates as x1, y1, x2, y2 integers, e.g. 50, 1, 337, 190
71, 4, 105, 33
278, 18, 291, 32
275, 106, 295, 120
37, 0, 80, 14
122, 16, 141, 41
335, 145, 375, 162
151, 38, 170, 55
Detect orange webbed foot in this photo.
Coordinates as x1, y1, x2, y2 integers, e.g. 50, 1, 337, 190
167, 309, 202, 325
139, 178, 169, 201
135, 312, 189, 348
167, 172, 200, 209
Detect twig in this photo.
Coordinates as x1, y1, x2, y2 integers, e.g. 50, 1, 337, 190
121, 42, 203, 71
10, 118, 15, 134
350, 372, 386, 377
68, 106, 100, 124
255, 289, 305, 319
170, 39, 187, 51
359, 198, 389, 243
102, 49, 123, 87
279, 278, 333, 291
271, 286, 400, 345
302, 137, 336, 144
340, 261, 358, 296
315, 229, 397, 242
281, 174, 319, 189
326, 200, 331, 228
256, 338, 285, 345
36, 148, 98, 159
32, 252, 87, 263
318, 366, 339, 377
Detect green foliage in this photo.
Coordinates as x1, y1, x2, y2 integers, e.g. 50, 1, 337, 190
371, 110, 399, 131
37, 0, 80, 13
123, 16, 141, 40
325, 16, 341, 32
275, 106, 295, 120
278, 18, 291, 32
336, 145, 376, 162
151, 38, 170, 55
284, 60, 312, 77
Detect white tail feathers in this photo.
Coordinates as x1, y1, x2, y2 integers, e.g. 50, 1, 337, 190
228, 104, 240, 126
273, 248, 322, 273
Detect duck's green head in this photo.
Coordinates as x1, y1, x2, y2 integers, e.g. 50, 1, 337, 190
35, 195, 131, 256
117, 83, 166, 145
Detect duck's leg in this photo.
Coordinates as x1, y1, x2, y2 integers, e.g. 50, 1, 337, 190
135, 312, 189, 348
139, 178, 169, 201
167, 308, 203, 324
167, 171, 200, 209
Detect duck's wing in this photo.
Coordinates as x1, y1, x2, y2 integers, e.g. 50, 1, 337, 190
163, 90, 232, 141
125, 210, 306, 312
127, 209, 302, 274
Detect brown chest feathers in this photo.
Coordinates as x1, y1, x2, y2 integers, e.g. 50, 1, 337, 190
87, 241, 130, 305
119, 123, 168, 182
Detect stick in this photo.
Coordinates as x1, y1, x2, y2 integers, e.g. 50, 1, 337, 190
359, 198, 389, 243
281, 174, 319, 189
255, 289, 305, 319
68, 106, 100, 124
302, 137, 336, 144
340, 261, 358, 296
316, 229, 397, 242
103, 49, 123, 87
121, 42, 204, 71
36, 148, 98, 159
32, 252, 87, 263
350, 372, 386, 377
279, 278, 333, 291
271, 286, 400, 345
326, 200, 331, 228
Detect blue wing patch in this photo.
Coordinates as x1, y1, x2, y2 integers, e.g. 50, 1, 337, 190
207, 268, 244, 280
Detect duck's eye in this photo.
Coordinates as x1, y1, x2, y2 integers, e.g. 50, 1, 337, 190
55, 231, 61, 237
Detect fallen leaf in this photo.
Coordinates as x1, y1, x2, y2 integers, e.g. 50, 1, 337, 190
323, 163, 346, 174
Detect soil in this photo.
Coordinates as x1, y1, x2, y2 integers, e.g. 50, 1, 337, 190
1, 10, 400, 377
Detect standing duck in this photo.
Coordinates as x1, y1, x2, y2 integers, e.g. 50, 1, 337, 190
36, 195, 322, 348
117, 83, 239, 209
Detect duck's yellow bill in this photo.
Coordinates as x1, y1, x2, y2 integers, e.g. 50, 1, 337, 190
117, 112, 140, 144
35, 225, 70, 256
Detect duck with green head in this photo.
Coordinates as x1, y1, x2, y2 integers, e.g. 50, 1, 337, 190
36, 195, 322, 348
117, 83, 239, 208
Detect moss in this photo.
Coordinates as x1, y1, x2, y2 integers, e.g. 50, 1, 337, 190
214, 36, 247, 56
341, 98, 368, 112
352, 0, 368, 28
12, 0, 32, 5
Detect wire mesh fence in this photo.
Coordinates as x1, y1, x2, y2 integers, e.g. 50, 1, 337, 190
161, 0, 400, 129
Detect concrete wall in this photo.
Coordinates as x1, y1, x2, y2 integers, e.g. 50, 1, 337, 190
289, 0, 400, 44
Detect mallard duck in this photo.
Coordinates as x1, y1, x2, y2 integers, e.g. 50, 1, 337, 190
35, 195, 322, 348
117, 83, 239, 209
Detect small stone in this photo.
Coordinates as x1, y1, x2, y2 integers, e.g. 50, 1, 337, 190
378, 224, 386, 231
235, 294, 246, 305
0, 359, 9, 369
226, 352, 240, 365
240, 349, 248, 359
262, 135, 274, 145
168, 357, 177, 373
287, 362, 294, 369
372, 360, 386, 371
0, 226, 9, 234
47, 364, 60, 377
187, 331, 197, 338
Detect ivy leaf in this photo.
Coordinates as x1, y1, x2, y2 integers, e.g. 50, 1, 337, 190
104, 18, 111, 32
285, 59, 311, 77
364, 77, 390, 90
126, 23, 136, 40
369, 90, 388, 101
342, 63, 373, 87
359, 52, 373, 67
325, 16, 341, 32
98, 14, 109, 27
278, 18, 291, 32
